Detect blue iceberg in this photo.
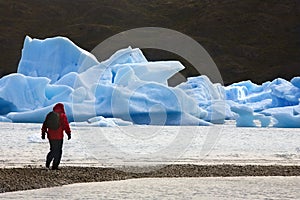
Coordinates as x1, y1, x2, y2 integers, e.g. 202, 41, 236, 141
0, 36, 299, 128
225, 78, 300, 127
1, 36, 208, 126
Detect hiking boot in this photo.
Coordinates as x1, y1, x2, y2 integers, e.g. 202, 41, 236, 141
46, 162, 50, 169
51, 166, 60, 170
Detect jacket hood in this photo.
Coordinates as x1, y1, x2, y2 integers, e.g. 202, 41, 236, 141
53, 103, 65, 113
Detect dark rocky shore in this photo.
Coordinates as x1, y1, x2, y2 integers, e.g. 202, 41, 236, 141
1, 164, 300, 193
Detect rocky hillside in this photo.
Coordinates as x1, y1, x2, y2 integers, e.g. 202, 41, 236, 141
0, 0, 299, 85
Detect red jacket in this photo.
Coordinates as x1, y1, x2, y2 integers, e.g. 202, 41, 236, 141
42, 103, 71, 140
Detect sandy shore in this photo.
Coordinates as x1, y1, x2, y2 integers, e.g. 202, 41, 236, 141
1, 164, 300, 193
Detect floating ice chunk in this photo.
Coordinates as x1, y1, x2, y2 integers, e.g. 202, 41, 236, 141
224, 76, 300, 128
70, 116, 133, 127
231, 105, 256, 127
231, 105, 271, 127
254, 113, 272, 127
269, 78, 300, 107
69, 121, 92, 127
261, 105, 300, 128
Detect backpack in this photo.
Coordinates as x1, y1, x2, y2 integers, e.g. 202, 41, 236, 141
45, 111, 60, 130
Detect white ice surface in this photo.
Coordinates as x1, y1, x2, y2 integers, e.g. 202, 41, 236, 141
1, 177, 299, 199
0, 122, 300, 168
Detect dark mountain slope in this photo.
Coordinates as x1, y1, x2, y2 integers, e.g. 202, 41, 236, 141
0, 0, 299, 85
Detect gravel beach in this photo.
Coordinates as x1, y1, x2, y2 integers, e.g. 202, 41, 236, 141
1, 164, 300, 193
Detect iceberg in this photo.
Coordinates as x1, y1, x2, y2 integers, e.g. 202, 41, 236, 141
230, 105, 271, 127
17, 36, 99, 83
226, 78, 300, 128
0, 35, 299, 128
0, 36, 208, 126
70, 116, 133, 127
176, 75, 227, 123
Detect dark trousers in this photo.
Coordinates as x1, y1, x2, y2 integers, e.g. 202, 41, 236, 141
46, 139, 63, 168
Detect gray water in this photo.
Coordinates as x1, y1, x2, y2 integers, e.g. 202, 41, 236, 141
1, 177, 299, 199
0, 122, 300, 168
1, 122, 300, 199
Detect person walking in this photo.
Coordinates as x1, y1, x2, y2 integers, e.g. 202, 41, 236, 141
41, 103, 71, 170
